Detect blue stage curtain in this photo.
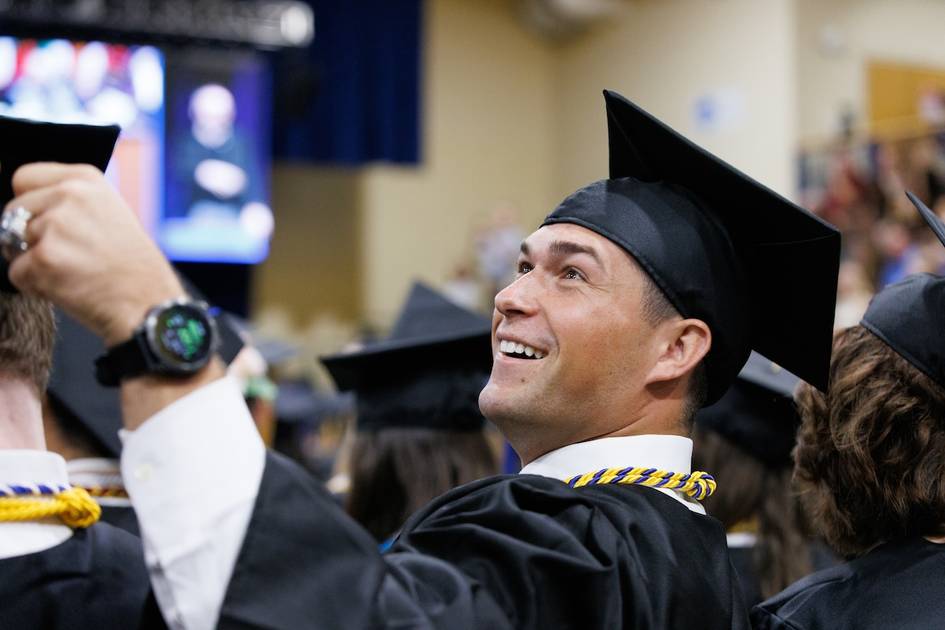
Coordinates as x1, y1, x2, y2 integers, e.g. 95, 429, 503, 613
272, 0, 422, 165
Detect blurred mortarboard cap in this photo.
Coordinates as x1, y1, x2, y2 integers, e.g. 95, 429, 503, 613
320, 281, 492, 391
542, 91, 840, 405
47, 275, 245, 457
696, 352, 801, 468
321, 281, 492, 431
225, 313, 300, 366
860, 192, 945, 385
0, 116, 121, 293
274, 379, 355, 425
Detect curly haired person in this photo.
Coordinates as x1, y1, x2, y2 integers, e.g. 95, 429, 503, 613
752, 193, 945, 630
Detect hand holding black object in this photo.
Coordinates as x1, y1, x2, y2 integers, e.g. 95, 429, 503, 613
0, 116, 120, 293
4, 162, 185, 348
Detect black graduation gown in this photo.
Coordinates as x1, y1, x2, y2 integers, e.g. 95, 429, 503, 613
0, 521, 165, 629
730, 546, 764, 609
729, 541, 838, 610
219, 452, 749, 629
100, 503, 140, 536
751, 538, 945, 629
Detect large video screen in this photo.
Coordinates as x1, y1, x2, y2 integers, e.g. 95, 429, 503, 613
163, 50, 272, 264
0, 37, 164, 235
0, 38, 273, 265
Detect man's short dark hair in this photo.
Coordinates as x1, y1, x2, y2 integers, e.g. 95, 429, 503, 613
637, 266, 708, 422
0, 294, 55, 393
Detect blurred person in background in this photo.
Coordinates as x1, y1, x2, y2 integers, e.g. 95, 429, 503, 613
441, 262, 483, 312
178, 83, 270, 228
872, 218, 918, 287
692, 353, 824, 609
475, 201, 526, 299
0, 292, 163, 629
227, 340, 278, 445
833, 260, 873, 329
752, 192, 945, 629
322, 282, 497, 547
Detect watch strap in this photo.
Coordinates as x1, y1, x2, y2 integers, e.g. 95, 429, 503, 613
94, 332, 153, 387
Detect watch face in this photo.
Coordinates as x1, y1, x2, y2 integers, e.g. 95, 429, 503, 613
149, 303, 215, 370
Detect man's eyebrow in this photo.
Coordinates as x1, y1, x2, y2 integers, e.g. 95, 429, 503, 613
520, 241, 530, 256
548, 240, 603, 266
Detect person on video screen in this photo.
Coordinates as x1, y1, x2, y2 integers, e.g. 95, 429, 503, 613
170, 82, 272, 253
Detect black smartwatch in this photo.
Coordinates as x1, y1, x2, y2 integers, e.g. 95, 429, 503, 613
95, 298, 219, 386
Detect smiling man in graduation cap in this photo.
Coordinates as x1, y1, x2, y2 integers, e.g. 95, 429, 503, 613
5, 90, 840, 629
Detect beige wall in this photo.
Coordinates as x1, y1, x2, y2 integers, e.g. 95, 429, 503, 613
360, 0, 558, 326
555, 0, 798, 199
255, 0, 803, 334
253, 166, 362, 326
797, 0, 945, 144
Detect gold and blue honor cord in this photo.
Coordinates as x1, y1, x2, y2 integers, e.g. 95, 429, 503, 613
566, 466, 717, 501
0, 483, 101, 528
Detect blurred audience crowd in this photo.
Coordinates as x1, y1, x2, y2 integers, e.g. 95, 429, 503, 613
801, 132, 945, 327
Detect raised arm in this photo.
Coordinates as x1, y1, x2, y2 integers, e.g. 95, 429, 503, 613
5, 163, 263, 628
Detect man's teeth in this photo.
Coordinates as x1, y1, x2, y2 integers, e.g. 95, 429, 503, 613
499, 339, 545, 359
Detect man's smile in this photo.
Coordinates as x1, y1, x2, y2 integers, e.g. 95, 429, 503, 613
497, 338, 545, 360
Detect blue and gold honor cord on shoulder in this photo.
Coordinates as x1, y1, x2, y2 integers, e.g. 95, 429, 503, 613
0, 483, 101, 528
566, 466, 717, 501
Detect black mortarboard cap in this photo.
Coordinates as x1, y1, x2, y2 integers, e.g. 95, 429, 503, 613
274, 380, 355, 425
696, 352, 801, 468
321, 282, 492, 431
0, 116, 120, 292
541, 91, 840, 405
226, 313, 300, 365
860, 192, 945, 386
47, 276, 245, 457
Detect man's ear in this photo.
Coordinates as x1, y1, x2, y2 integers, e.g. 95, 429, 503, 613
644, 318, 712, 386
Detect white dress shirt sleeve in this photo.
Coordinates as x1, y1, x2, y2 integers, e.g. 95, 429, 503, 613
120, 376, 266, 630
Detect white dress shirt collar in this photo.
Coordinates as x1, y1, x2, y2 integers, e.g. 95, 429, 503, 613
519, 435, 706, 514
0, 450, 74, 559
67, 457, 130, 508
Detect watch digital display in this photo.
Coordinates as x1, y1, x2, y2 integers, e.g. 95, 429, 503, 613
150, 303, 215, 368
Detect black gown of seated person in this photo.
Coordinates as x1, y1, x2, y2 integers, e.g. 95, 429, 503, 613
99, 503, 140, 536
218, 452, 748, 630
751, 538, 945, 630
0, 521, 166, 630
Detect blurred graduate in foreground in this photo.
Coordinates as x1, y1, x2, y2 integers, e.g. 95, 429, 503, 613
323, 282, 497, 547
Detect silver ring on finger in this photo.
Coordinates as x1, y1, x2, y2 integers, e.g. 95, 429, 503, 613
0, 205, 32, 260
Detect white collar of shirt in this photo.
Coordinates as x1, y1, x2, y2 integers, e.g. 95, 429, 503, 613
0, 450, 74, 560
519, 435, 706, 514
726, 532, 757, 548
67, 457, 131, 508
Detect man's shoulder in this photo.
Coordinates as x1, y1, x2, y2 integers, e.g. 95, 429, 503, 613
392, 473, 744, 630
753, 539, 945, 629
3, 521, 149, 582
751, 561, 851, 627
0, 522, 157, 629
0, 520, 143, 564
407, 472, 723, 542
